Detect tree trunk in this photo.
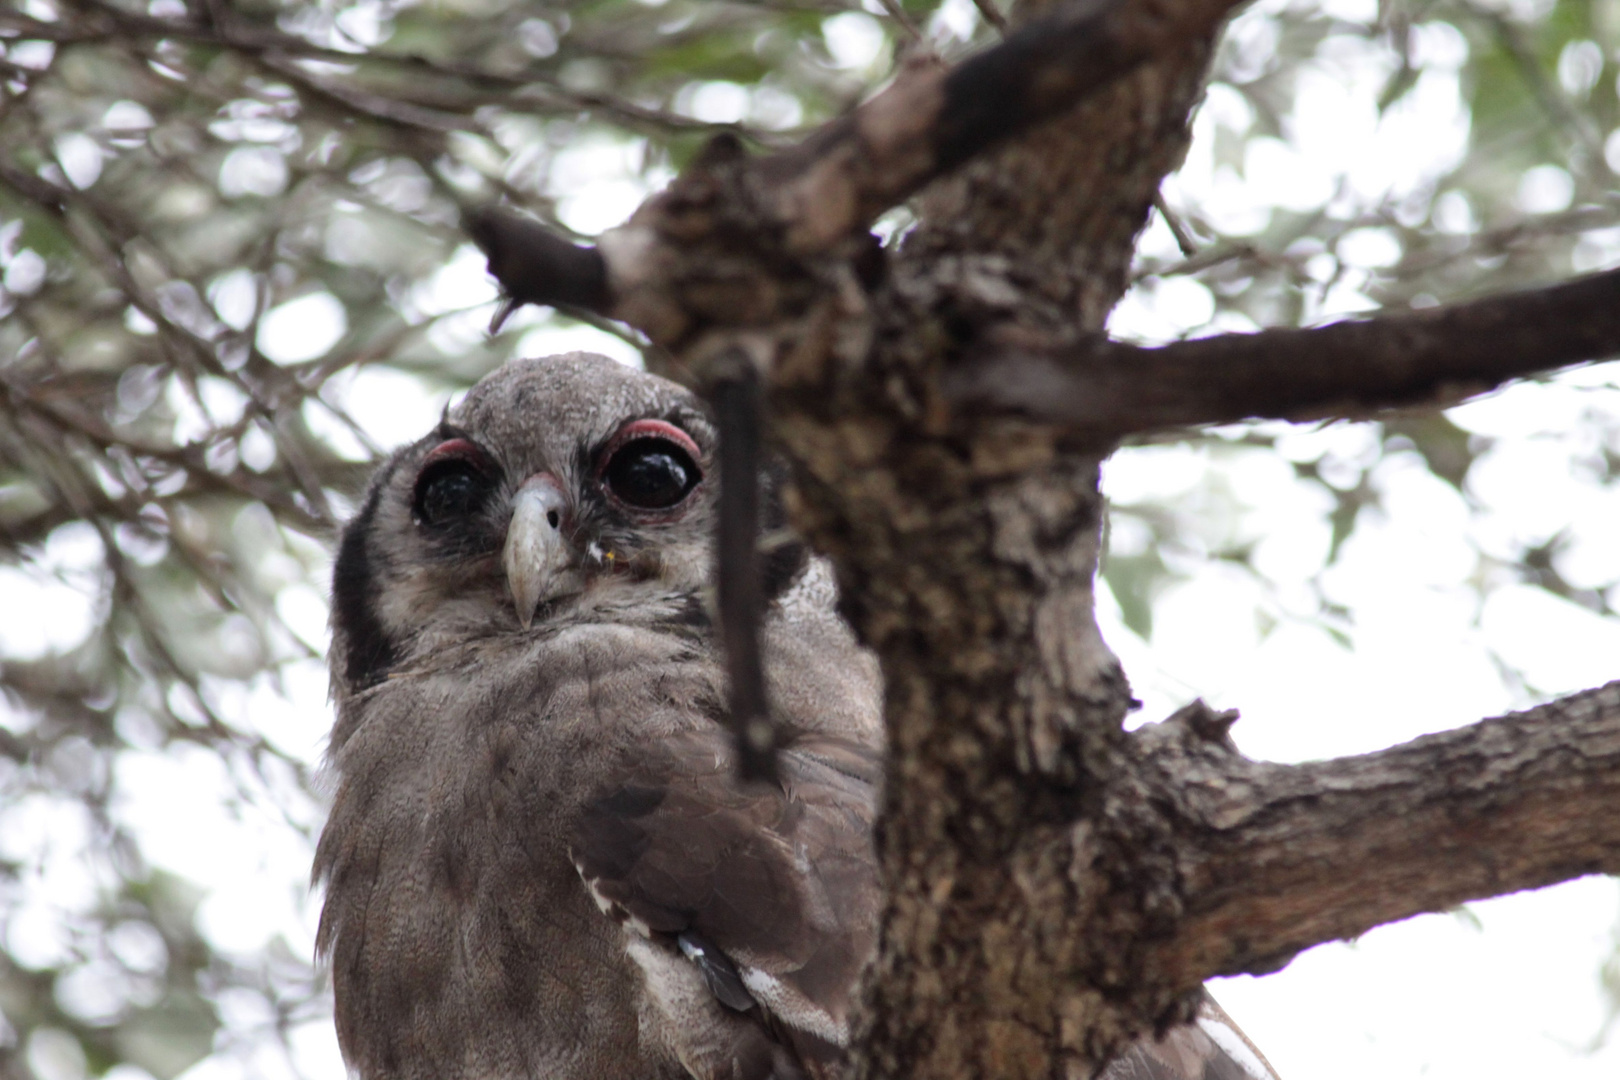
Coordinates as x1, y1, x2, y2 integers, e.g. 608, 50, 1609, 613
775, 28, 1224, 1078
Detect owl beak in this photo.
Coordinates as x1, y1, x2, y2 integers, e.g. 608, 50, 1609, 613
504, 473, 572, 630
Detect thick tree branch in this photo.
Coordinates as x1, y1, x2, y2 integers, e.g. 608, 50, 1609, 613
1135, 683, 1620, 988
946, 265, 1620, 437
756, 0, 1244, 253
469, 0, 1249, 336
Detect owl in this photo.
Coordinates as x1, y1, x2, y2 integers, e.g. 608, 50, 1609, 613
314, 352, 1280, 1080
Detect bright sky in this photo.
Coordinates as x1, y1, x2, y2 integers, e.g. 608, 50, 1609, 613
4, 0, 1620, 1077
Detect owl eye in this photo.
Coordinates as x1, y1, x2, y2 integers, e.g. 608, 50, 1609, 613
413, 439, 495, 527
601, 422, 703, 511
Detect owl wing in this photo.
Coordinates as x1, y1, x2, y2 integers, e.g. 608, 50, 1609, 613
571, 727, 881, 1080
573, 728, 1279, 1080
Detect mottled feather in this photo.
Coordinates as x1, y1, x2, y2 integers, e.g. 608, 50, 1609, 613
572, 728, 880, 1076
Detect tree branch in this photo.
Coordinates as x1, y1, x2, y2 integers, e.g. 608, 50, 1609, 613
945, 265, 1620, 438
469, 0, 1250, 334
1135, 684, 1620, 988
758, 0, 1244, 253
463, 207, 612, 318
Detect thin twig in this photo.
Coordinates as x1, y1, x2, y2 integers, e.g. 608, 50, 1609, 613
1153, 192, 1198, 257
1131, 241, 1257, 282
1460, 0, 1609, 178
874, 0, 926, 43
971, 0, 1010, 35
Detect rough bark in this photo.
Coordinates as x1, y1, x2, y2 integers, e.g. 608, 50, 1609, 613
808, 17, 1232, 1080
1134, 685, 1620, 986
467, 0, 1620, 1074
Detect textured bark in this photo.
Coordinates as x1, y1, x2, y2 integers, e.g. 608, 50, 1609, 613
802, 24, 1229, 1080
1133, 686, 1620, 983
759, 0, 1231, 256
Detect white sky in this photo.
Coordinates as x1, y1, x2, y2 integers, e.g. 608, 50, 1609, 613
5, 0, 1620, 1076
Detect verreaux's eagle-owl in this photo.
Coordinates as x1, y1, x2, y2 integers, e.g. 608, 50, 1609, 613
314, 353, 1280, 1080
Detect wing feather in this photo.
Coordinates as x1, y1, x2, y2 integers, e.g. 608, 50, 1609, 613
571, 727, 880, 1077
573, 732, 1280, 1080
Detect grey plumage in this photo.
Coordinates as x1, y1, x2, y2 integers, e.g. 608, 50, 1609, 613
314, 352, 1279, 1080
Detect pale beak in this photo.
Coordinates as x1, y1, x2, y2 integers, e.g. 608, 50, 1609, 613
503, 473, 572, 629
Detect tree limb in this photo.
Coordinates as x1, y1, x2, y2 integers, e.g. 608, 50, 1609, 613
463, 207, 613, 317
469, 0, 1251, 333
944, 265, 1620, 437
756, 0, 1244, 253
1134, 683, 1620, 988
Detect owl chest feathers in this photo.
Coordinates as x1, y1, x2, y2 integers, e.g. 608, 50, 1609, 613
317, 617, 723, 1079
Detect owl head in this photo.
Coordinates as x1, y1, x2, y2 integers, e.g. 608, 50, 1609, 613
329, 353, 725, 698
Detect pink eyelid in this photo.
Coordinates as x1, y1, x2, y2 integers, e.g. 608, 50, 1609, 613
600, 420, 702, 467
421, 438, 488, 468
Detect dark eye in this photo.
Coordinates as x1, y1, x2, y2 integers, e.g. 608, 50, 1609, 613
413, 440, 495, 527
604, 438, 701, 510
